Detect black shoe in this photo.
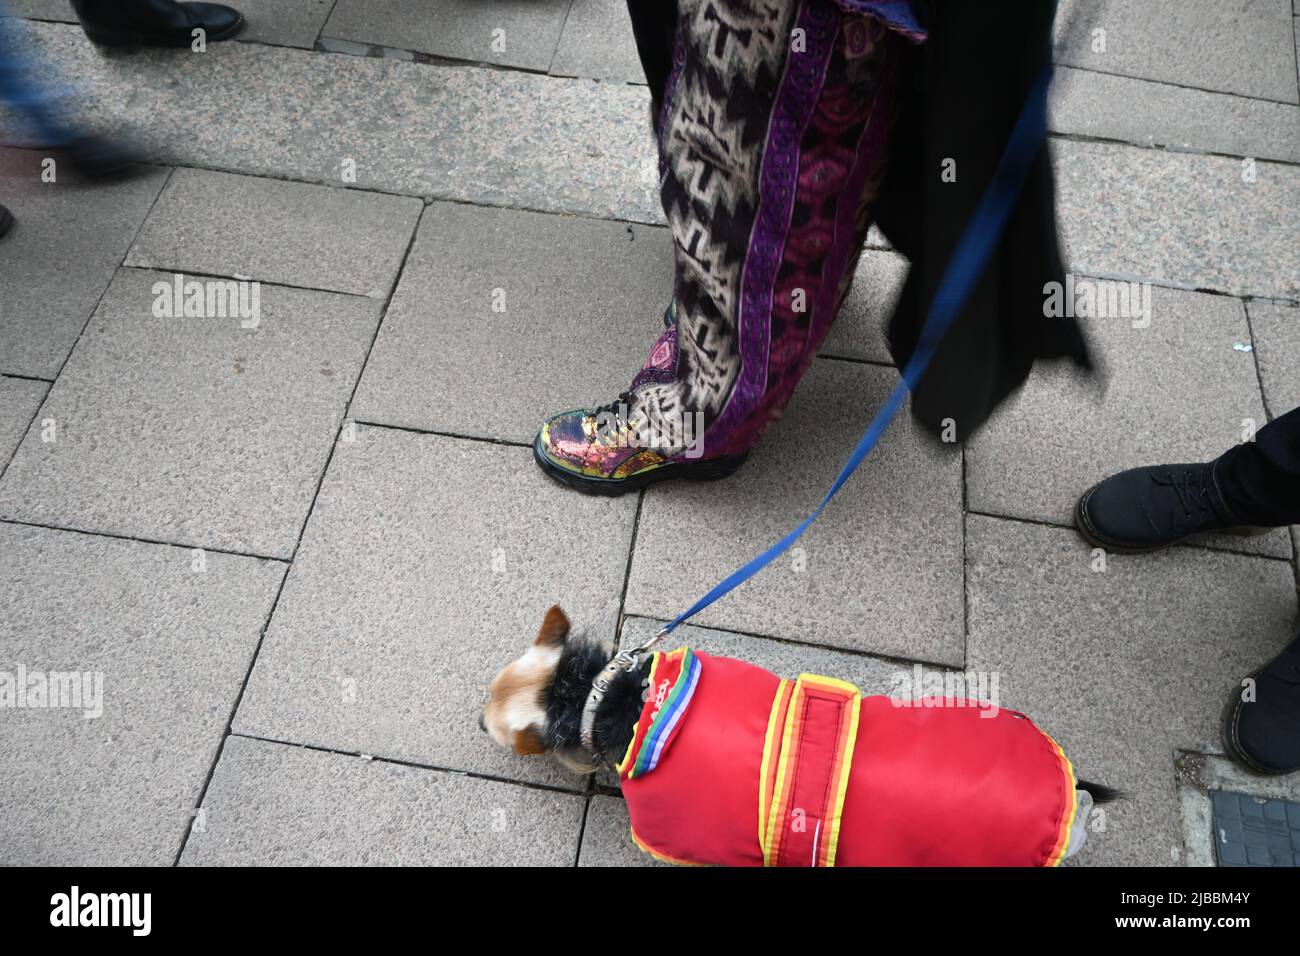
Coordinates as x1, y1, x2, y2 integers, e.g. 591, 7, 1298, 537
0, 203, 13, 240
57, 133, 143, 180
72, 0, 244, 48
1223, 634, 1300, 775
1074, 462, 1266, 553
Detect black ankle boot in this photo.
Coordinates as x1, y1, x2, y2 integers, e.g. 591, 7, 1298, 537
1074, 462, 1266, 553
72, 0, 244, 48
1223, 634, 1300, 775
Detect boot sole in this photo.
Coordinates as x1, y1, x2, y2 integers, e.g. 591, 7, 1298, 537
1073, 486, 1272, 555
532, 435, 746, 497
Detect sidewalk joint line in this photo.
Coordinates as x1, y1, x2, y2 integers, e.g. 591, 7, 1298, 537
619, 613, 966, 673
573, 795, 591, 868
116, 262, 387, 301
613, 488, 646, 651
171, 559, 292, 866
313, 0, 342, 49
0, 516, 288, 563
965, 508, 1297, 563
547, 0, 576, 77
349, 419, 532, 449
1053, 61, 1300, 108
227, 732, 590, 797
1048, 129, 1300, 167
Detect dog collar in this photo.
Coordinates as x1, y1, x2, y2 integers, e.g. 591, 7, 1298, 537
579, 627, 669, 761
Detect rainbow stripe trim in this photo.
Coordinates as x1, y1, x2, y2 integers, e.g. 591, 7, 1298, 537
628, 649, 701, 780
1035, 727, 1078, 867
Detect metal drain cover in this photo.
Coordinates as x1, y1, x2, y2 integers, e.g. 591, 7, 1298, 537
1212, 791, 1300, 866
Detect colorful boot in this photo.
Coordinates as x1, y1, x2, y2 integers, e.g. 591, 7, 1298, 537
535, 305, 750, 495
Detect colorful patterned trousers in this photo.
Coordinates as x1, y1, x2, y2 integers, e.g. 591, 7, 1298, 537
538, 1, 925, 483
644, 0, 919, 461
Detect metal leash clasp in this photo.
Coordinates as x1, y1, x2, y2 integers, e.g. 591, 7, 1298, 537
580, 624, 674, 765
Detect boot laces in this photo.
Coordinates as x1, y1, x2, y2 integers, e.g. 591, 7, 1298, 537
591, 391, 638, 448
1153, 465, 1216, 523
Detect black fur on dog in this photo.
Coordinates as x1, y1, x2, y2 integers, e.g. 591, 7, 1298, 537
542, 639, 650, 768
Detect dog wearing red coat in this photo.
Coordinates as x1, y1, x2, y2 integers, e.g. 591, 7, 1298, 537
481, 606, 1117, 866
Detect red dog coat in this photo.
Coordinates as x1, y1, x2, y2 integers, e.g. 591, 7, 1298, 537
618, 648, 1078, 866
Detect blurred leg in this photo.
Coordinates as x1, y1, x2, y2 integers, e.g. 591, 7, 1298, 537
0, 9, 77, 146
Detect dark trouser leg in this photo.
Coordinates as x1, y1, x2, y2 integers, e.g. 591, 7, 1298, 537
1214, 406, 1300, 526
626, 1, 678, 130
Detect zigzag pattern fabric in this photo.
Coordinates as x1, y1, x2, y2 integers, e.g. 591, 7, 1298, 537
537, 0, 924, 481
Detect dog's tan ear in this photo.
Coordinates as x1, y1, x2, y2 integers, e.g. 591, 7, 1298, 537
534, 605, 570, 647
513, 726, 546, 756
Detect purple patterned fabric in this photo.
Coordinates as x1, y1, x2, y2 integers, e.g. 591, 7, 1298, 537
702, 1, 840, 455
535, 0, 914, 484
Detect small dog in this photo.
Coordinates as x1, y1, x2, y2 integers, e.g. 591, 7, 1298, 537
483, 606, 1118, 866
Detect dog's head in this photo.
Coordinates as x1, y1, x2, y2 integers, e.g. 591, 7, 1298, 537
481, 605, 571, 758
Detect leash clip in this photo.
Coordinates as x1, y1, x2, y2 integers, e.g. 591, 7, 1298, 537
579, 624, 673, 762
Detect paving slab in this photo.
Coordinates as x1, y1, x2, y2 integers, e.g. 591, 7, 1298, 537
0, 268, 380, 558
9, 22, 660, 224
0, 376, 46, 474
1049, 66, 1300, 164
237, 0, 335, 49
819, 249, 907, 365
2, 0, 75, 21
323, 0, 572, 72
967, 284, 1292, 560
180, 735, 583, 866
351, 203, 672, 442
1053, 139, 1300, 301
1054, 0, 1299, 104
126, 167, 422, 298
1247, 300, 1300, 418
0, 522, 283, 865
625, 359, 966, 666
965, 514, 1298, 866
233, 424, 637, 790
579, 796, 661, 867
550, 0, 645, 85
0, 149, 168, 379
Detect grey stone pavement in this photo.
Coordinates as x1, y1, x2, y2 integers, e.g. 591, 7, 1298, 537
0, 0, 1298, 867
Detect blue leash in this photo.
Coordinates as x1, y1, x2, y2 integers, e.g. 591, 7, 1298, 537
652, 63, 1053, 644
